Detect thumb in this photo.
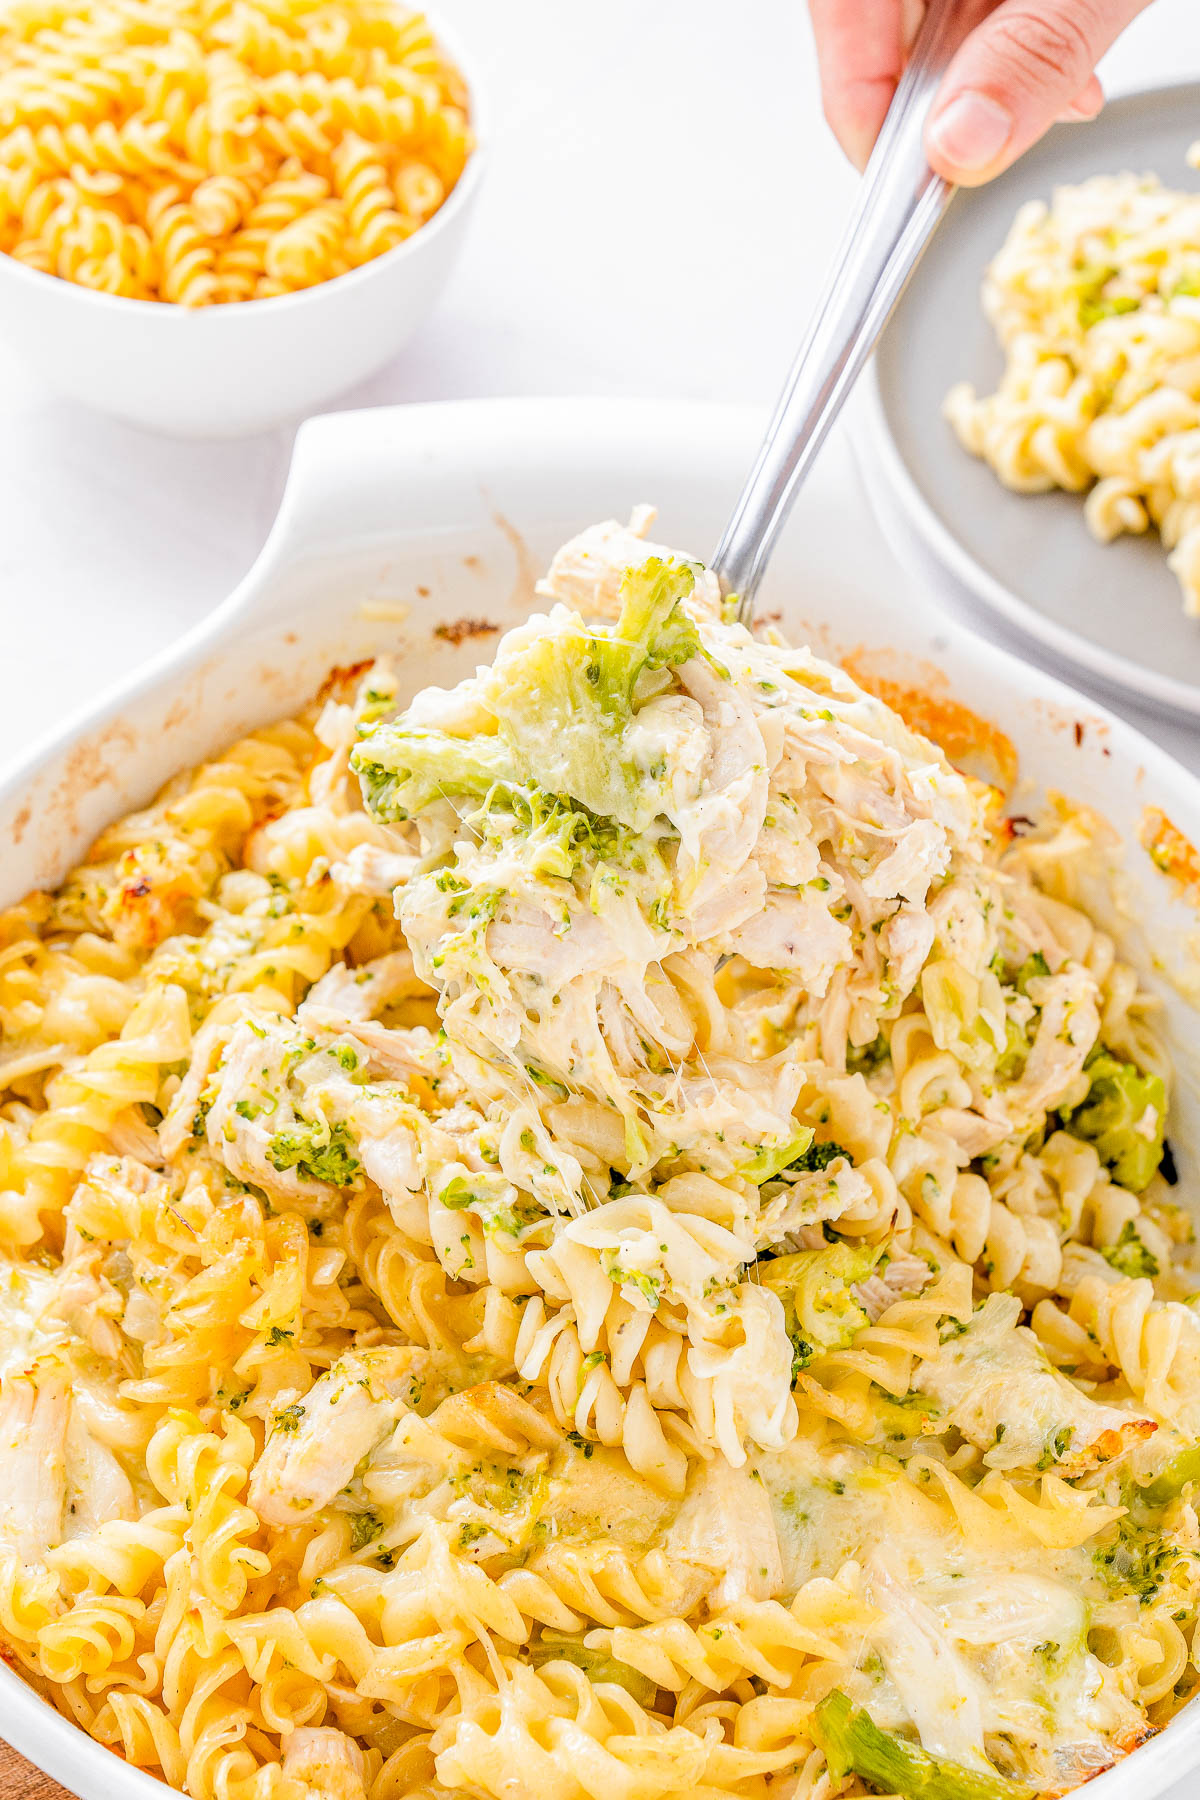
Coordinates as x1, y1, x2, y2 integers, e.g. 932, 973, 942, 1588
924, 0, 1152, 186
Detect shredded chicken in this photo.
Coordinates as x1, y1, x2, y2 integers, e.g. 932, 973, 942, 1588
915, 1293, 1155, 1475
281, 1726, 368, 1800
665, 1455, 783, 1605
249, 1349, 424, 1526
0, 1361, 69, 1560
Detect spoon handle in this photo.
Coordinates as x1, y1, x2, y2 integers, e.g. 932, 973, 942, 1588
713, 0, 993, 617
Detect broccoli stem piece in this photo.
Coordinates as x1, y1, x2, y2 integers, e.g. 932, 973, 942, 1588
759, 1244, 880, 1383
528, 1636, 657, 1707
814, 1692, 1032, 1800
352, 725, 515, 823
738, 1129, 815, 1184
1139, 1442, 1200, 1509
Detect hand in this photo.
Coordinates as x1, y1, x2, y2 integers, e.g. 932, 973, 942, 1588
808, 0, 1154, 186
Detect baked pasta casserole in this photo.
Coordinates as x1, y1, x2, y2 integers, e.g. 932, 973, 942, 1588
0, 515, 1197, 1800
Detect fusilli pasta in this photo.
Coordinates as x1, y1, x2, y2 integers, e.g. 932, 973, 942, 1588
0, 0, 471, 302
946, 146, 1200, 615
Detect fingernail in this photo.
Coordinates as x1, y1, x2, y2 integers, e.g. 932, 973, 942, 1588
927, 90, 1013, 172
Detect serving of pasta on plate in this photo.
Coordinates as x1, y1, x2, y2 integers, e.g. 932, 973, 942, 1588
945, 145, 1200, 619
1, 512, 1199, 1800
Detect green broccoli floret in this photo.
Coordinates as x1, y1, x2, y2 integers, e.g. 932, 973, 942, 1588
1079, 292, 1141, 328
1035, 1425, 1075, 1471
994, 1016, 1030, 1082
267, 1120, 361, 1187
846, 1034, 890, 1074
482, 556, 701, 831
1102, 1219, 1159, 1281
814, 1691, 1032, 1800
1093, 1515, 1179, 1605
438, 1171, 545, 1244
1061, 1048, 1166, 1192
760, 1243, 880, 1382
1014, 950, 1050, 995
611, 554, 704, 677
787, 1139, 851, 1174
353, 558, 704, 837
349, 1510, 383, 1550
1070, 262, 1142, 331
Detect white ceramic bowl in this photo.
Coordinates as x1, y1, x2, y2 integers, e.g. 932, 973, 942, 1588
0, 19, 485, 439
2, 398, 1200, 1799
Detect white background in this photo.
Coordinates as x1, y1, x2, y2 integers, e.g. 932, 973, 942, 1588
1, 0, 1197, 766
2, 7, 1200, 1796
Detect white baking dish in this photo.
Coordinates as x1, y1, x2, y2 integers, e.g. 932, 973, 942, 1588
2, 397, 1199, 1800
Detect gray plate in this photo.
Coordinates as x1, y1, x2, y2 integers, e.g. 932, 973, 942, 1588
864, 79, 1200, 719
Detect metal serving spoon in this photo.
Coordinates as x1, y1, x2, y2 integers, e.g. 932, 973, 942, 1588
713, 0, 995, 618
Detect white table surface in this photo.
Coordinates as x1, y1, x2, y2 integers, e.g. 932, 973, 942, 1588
2, 7, 1200, 1795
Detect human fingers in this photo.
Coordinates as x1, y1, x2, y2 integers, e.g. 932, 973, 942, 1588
808, 0, 907, 170
924, 0, 1152, 185
1057, 72, 1105, 120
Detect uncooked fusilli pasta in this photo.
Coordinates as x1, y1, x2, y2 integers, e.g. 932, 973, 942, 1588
0, 0, 471, 302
